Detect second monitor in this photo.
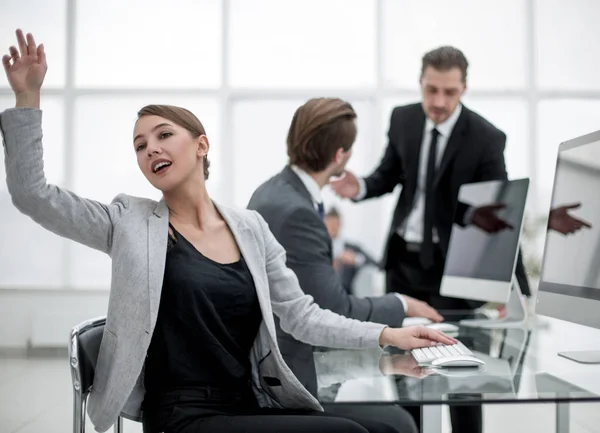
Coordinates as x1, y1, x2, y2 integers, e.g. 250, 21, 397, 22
440, 178, 530, 328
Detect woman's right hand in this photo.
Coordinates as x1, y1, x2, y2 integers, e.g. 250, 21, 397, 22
2, 29, 47, 107
379, 325, 457, 351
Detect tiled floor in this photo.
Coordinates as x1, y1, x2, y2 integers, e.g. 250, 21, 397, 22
0, 356, 598, 433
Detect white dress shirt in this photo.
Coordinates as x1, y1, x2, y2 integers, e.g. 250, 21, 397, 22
357, 104, 463, 244
291, 165, 408, 312
401, 104, 462, 243
290, 165, 323, 212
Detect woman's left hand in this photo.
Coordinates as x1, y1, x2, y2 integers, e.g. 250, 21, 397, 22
379, 325, 457, 350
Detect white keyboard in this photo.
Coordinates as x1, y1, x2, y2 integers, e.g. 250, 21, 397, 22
411, 341, 484, 367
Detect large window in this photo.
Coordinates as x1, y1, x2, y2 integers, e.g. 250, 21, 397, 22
75, 0, 222, 88
382, 0, 527, 90
1, 0, 600, 289
229, 0, 376, 88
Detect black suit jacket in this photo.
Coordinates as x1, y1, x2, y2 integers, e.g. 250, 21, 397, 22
363, 103, 531, 296
247, 166, 405, 396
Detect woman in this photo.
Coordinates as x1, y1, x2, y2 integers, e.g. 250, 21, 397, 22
1, 29, 455, 433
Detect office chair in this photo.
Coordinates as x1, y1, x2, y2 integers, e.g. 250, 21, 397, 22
70, 316, 123, 433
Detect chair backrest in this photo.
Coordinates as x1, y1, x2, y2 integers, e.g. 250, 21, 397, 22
70, 316, 123, 433
70, 316, 107, 397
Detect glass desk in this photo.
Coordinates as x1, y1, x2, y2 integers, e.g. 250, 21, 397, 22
314, 315, 600, 433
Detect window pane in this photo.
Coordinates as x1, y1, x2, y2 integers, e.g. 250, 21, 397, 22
382, 0, 526, 90
0, 97, 65, 287
0, 0, 66, 87
75, 0, 222, 88
69, 96, 220, 288
537, 100, 600, 216
535, 0, 600, 90
229, 0, 376, 88
231, 100, 305, 207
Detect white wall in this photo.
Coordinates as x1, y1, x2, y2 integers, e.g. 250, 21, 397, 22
0, 289, 108, 349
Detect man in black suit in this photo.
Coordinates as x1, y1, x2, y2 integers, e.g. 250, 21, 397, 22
248, 97, 445, 433
331, 46, 531, 432
331, 46, 530, 310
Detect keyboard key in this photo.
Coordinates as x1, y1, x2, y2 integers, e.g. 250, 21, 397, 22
412, 349, 427, 361
410, 339, 481, 366
422, 347, 435, 359
438, 346, 453, 357
429, 347, 444, 358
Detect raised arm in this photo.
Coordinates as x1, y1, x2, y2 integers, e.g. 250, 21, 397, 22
2, 29, 127, 254
254, 212, 455, 351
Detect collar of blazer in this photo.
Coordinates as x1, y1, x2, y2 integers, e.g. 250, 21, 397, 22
433, 106, 469, 187
145, 197, 257, 328
407, 104, 470, 187
281, 165, 315, 207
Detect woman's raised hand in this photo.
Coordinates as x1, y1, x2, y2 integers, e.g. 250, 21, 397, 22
2, 29, 47, 107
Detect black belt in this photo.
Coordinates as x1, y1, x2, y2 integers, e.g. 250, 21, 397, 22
400, 239, 439, 253
145, 383, 254, 406
404, 241, 422, 253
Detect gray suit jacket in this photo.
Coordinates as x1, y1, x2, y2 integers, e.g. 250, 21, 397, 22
1, 108, 387, 433
247, 166, 405, 396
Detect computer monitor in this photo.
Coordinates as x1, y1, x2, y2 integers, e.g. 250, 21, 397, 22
440, 178, 530, 328
536, 129, 600, 364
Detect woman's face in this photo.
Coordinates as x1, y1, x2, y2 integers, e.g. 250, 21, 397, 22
133, 115, 208, 192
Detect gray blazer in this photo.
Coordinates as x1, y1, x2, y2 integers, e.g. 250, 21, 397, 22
1, 108, 386, 433
247, 167, 405, 396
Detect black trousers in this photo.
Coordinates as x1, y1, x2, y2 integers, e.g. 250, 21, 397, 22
142, 387, 416, 433
385, 234, 483, 433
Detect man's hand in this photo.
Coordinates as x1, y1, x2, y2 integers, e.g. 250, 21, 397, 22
330, 170, 360, 199
471, 204, 514, 233
404, 296, 443, 322
548, 203, 592, 235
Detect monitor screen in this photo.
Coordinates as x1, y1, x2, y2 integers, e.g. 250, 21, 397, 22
538, 135, 600, 301
443, 178, 529, 283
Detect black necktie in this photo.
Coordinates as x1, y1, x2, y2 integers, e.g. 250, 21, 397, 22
317, 202, 325, 221
420, 128, 440, 269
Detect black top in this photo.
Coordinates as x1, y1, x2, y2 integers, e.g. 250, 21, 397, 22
144, 223, 263, 396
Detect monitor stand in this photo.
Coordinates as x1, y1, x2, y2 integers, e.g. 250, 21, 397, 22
459, 277, 527, 329
557, 351, 600, 364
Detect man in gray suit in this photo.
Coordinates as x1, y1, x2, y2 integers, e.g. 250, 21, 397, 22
248, 98, 442, 411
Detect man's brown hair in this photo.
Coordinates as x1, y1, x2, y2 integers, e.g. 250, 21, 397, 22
137, 104, 210, 180
287, 98, 357, 172
421, 46, 469, 83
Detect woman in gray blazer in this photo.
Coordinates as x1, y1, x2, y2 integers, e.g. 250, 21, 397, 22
1, 29, 455, 433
